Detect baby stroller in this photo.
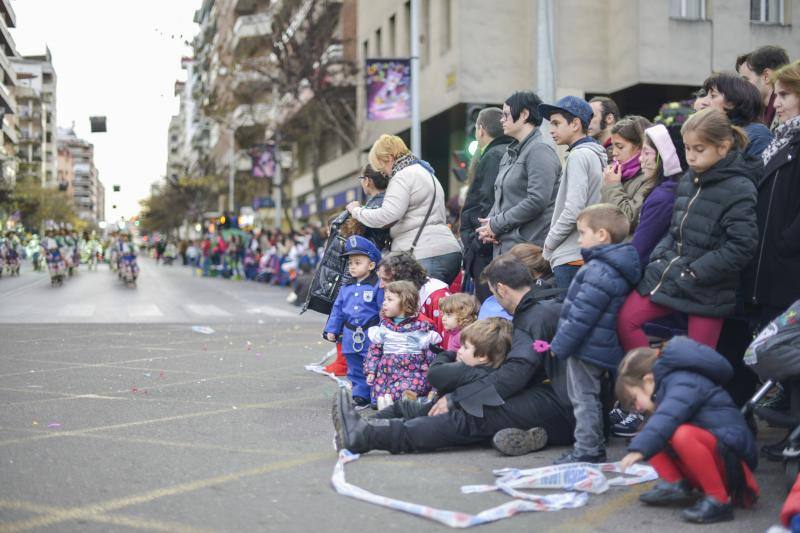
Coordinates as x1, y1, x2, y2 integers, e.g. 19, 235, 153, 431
742, 300, 800, 489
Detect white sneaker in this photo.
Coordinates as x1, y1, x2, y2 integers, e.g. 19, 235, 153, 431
377, 394, 394, 411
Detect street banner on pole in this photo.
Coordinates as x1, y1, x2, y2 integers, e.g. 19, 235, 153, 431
365, 59, 411, 121
250, 143, 276, 179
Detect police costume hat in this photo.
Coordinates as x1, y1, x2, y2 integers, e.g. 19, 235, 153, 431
342, 235, 382, 264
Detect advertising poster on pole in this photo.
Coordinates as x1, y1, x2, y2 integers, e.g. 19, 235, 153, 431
250, 143, 276, 179
365, 59, 411, 121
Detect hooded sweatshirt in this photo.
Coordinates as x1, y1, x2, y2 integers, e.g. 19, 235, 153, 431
543, 138, 607, 267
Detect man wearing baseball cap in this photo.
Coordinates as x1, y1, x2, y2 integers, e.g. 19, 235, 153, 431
538, 96, 608, 289
323, 235, 384, 407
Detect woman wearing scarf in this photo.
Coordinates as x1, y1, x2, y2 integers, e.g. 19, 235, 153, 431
601, 116, 654, 229
745, 60, 800, 325
347, 135, 462, 285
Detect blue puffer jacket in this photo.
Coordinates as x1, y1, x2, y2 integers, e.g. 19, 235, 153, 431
550, 243, 641, 369
628, 336, 758, 470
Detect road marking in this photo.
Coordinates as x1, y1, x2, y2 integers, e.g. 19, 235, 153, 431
0, 499, 214, 532
184, 304, 232, 317
245, 305, 297, 318
0, 393, 327, 448
0, 452, 328, 532
128, 304, 164, 317
56, 304, 96, 317
67, 432, 297, 456
546, 483, 651, 533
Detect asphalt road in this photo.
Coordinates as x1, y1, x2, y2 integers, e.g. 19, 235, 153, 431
0, 258, 790, 532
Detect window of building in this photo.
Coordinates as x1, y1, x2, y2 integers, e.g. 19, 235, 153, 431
362, 39, 369, 62
388, 15, 397, 56
750, 0, 785, 23
669, 0, 706, 19
375, 28, 382, 57
440, 0, 452, 53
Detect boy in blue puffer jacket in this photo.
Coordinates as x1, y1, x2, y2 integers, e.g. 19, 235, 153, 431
550, 204, 641, 464
617, 336, 759, 524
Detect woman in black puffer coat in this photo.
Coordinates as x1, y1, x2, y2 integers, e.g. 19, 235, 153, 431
618, 109, 759, 351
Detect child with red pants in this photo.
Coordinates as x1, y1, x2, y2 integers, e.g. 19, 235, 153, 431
617, 336, 759, 524
617, 109, 759, 352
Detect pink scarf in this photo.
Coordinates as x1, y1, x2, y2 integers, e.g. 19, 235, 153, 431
619, 153, 642, 181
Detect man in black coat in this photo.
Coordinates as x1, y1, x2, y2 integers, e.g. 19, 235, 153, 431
460, 108, 513, 302
332, 255, 574, 454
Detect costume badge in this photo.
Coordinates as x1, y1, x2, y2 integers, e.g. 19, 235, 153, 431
363, 290, 373, 302
348, 236, 358, 247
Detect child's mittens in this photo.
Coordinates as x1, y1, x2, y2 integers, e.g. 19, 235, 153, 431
324, 332, 338, 342
366, 373, 375, 385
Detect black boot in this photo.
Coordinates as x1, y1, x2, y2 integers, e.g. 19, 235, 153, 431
639, 480, 696, 506
681, 496, 734, 524
332, 388, 395, 453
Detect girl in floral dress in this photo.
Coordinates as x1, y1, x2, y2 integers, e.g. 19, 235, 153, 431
365, 280, 442, 408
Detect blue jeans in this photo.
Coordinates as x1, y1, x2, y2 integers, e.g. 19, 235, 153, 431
553, 264, 580, 289
417, 251, 462, 285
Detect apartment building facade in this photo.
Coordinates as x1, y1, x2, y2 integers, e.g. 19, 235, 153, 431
0, 0, 17, 192
57, 127, 103, 224
288, 0, 800, 222
12, 48, 57, 188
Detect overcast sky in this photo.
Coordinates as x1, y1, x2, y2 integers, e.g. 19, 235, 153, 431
12, 0, 200, 219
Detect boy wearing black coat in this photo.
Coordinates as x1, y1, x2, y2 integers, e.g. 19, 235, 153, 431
550, 204, 642, 464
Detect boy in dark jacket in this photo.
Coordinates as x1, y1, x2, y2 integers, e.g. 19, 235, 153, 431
370, 318, 512, 421
550, 205, 642, 464
617, 336, 759, 524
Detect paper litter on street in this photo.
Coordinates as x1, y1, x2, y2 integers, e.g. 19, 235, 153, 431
305, 348, 352, 389
330, 449, 657, 528
191, 325, 215, 335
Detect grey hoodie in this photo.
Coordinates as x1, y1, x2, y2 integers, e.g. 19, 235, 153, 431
543, 140, 607, 268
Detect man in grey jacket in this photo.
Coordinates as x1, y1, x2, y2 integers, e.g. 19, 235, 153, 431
477, 91, 561, 256
539, 96, 607, 289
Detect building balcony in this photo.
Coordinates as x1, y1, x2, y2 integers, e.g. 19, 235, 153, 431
233, 103, 273, 130
235, 0, 261, 15
233, 70, 273, 99
0, 80, 13, 114
232, 13, 272, 57
2, 121, 17, 145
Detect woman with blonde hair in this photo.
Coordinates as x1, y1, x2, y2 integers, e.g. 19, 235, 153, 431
346, 134, 462, 284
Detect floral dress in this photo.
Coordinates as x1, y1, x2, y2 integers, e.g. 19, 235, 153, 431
365, 315, 442, 404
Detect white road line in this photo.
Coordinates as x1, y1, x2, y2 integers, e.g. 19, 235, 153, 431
245, 306, 297, 318
128, 304, 164, 317
57, 304, 96, 317
184, 304, 232, 317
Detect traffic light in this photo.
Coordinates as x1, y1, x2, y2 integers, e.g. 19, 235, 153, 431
451, 150, 469, 183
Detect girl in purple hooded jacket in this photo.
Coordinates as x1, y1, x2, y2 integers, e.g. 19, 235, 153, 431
631, 124, 684, 265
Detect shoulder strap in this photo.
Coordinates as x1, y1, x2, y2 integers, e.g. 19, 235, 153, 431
409, 171, 438, 255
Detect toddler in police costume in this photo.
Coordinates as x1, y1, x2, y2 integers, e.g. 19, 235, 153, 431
323, 236, 384, 408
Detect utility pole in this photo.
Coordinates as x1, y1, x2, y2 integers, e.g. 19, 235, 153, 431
410, 0, 421, 156
536, 0, 556, 104
228, 125, 235, 214
272, 84, 282, 230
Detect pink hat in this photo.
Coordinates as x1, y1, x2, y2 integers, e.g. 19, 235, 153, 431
645, 124, 682, 177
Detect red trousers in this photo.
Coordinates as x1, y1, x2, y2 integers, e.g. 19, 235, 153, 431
649, 424, 759, 504
617, 291, 723, 351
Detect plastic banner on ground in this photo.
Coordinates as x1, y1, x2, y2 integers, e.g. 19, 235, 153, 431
305, 348, 351, 389
330, 450, 658, 528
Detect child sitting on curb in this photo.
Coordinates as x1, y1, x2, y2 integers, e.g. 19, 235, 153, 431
439, 293, 480, 351
332, 318, 514, 454
366, 280, 442, 409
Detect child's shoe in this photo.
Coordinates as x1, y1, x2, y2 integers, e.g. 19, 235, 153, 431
491, 427, 548, 456
639, 480, 696, 506
681, 496, 734, 524
553, 449, 606, 465
353, 396, 371, 411
611, 408, 644, 438
377, 394, 394, 411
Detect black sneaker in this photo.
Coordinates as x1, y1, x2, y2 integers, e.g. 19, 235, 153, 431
639, 480, 697, 506
552, 449, 606, 465
612, 410, 644, 438
491, 427, 548, 456
762, 436, 789, 462
609, 406, 625, 426
353, 396, 371, 411
681, 496, 734, 524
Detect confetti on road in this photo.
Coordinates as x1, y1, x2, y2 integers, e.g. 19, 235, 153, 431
47, 423, 61, 429
191, 326, 215, 335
